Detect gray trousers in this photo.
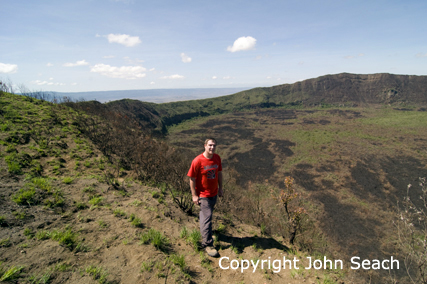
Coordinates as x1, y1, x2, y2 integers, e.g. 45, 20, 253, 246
199, 195, 217, 248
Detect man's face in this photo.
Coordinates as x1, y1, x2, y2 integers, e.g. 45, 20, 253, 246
204, 140, 216, 156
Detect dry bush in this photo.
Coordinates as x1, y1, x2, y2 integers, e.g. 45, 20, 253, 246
276, 177, 308, 245
396, 177, 427, 283
67, 101, 195, 213
217, 172, 317, 249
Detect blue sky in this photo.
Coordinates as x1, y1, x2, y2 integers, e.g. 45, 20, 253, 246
1, 0, 426, 92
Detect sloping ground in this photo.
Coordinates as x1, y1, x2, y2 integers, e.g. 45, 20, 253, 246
0, 93, 358, 283
167, 106, 427, 283
1, 174, 352, 283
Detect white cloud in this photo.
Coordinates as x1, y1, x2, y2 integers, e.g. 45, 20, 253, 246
63, 60, 89, 67
150, 81, 155, 85
103, 55, 115, 59
416, 53, 427, 58
223, 76, 231, 80
227, 36, 257, 52
212, 76, 217, 80
90, 64, 146, 79
0, 63, 18, 74
31, 80, 65, 86
149, 68, 155, 72
180, 53, 192, 63
161, 74, 184, 79
46, 63, 54, 67
107, 34, 141, 47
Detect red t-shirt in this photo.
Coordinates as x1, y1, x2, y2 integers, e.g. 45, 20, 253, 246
187, 153, 222, 198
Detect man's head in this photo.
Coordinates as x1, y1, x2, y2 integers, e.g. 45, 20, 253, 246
204, 138, 217, 158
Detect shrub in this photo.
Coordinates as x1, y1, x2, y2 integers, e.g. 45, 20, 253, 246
396, 177, 427, 283
276, 177, 308, 245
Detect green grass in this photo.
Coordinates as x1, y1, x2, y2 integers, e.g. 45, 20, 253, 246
113, 208, 127, 218
31, 177, 52, 192
55, 262, 73, 272
0, 238, 11, 247
12, 188, 37, 205
0, 215, 6, 226
140, 228, 170, 252
13, 211, 27, 219
62, 177, 74, 184
98, 220, 108, 229
85, 265, 108, 284
130, 216, 142, 228
360, 108, 427, 129
50, 228, 78, 249
141, 260, 154, 272
88, 196, 104, 207
0, 264, 24, 282
187, 229, 202, 251
35, 228, 80, 250
28, 270, 52, 284
35, 230, 51, 240
23, 228, 34, 239
179, 226, 189, 239
75, 201, 88, 210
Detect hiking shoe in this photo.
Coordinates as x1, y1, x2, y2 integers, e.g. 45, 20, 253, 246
205, 246, 219, 257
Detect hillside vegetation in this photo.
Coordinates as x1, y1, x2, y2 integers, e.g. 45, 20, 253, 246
0, 90, 353, 283
2, 72, 427, 283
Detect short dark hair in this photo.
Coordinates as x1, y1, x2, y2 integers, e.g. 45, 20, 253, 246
204, 138, 217, 145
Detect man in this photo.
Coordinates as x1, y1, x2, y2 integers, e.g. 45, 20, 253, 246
187, 138, 223, 257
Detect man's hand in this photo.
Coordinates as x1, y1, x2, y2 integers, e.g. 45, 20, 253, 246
192, 195, 200, 205
218, 187, 224, 197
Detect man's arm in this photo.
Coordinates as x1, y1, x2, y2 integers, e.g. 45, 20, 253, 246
218, 171, 223, 197
189, 177, 199, 204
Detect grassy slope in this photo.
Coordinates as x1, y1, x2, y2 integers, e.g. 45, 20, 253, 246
0, 93, 352, 283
